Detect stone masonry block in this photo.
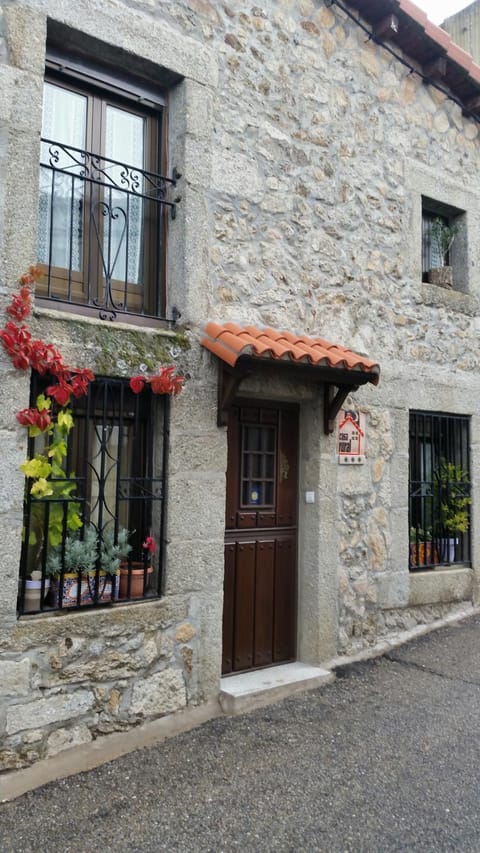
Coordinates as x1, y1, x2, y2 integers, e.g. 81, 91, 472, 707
130, 668, 186, 717
0, 658, 30, 697
6, 690, 95, 735
46, 724, 93, 758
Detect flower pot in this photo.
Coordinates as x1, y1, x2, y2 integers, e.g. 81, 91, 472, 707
436, 537, 458, 564
427, 266, 453, 288
409, 541, 439, 568
119, 563, 153, 599
22, 578, 51, 612
51, 571, 119, 608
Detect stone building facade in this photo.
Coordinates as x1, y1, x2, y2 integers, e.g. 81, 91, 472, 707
1, 0, 480, 772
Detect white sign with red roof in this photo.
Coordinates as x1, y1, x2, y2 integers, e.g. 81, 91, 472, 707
337, 410, 366, 465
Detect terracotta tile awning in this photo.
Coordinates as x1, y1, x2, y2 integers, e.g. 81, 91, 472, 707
201, 322, 380, 384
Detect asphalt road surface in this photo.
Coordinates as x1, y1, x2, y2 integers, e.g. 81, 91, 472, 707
1, 613, 480, 852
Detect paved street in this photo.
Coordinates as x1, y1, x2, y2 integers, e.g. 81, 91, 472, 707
1, 613, 480, 853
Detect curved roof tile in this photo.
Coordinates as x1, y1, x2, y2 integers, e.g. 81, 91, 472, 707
201, 322, 380, 384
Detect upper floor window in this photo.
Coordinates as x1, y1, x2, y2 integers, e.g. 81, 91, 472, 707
422, 197, 464, 290
409, 411, 471, 571
37, 56, 176, 323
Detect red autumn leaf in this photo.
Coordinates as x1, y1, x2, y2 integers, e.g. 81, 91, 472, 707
129, 375, 146, 394
16, 407, 51, 431
46, 381, 72, 407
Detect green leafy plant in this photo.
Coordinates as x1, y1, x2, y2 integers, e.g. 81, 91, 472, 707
46, 525, 98, 577
434, 460, 471, 535
430, 217, 460, 268
409, 526, 432, 543
46, 526, 135, 577
100, 527, 133, 575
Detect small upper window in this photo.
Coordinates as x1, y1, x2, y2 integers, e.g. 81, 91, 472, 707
422, 197, 465, 289
37, 56, 175, 323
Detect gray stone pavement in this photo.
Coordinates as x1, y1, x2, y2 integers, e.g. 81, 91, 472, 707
1, 613, 480, 853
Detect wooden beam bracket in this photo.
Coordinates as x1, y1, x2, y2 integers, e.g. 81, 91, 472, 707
324, 384, 358, 435
465, 94, 480, 114
373, 14, 399, 40
423, 55, 447, 81
218, 367, 248, 426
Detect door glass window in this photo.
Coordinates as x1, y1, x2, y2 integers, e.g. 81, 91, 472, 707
241, 424, 276, 507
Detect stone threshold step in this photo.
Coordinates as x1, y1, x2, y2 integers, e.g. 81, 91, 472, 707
219, 662, 334, 715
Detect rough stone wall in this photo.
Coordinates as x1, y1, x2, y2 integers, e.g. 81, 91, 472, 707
0, 0, 480, 770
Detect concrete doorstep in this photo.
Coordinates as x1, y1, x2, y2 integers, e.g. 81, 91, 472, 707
219, 662, 334, 714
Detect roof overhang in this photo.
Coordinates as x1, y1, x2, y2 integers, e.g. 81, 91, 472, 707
201, 322, 380, 433
337, 0, 480, 122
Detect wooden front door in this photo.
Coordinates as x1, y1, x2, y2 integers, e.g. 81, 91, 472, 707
222, 403, 298, 675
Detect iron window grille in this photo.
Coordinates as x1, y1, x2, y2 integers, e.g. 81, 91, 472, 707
409, 411, 471, 571
18, 375, 168, 614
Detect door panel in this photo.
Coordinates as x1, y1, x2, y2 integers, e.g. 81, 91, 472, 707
254, 540, 275, 667
223, 404, 298, 675
222, 544, 236, 674
233, 541, 256, 671
274, 537, 296, 662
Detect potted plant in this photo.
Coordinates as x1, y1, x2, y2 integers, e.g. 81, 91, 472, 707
433, 461, 471, 563
409, 526, 438, 568
119, 534, 155, 599
427, 217, 460, 288
22, 570, 51, 613
46, 525, 119, 607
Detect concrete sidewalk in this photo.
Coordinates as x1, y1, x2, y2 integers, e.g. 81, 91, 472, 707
1, 612, 480, 852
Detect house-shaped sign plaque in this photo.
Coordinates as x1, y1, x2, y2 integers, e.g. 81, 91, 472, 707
337, 410, 366, 465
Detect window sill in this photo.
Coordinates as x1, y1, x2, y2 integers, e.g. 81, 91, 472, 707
33, 301, 177, 335
418, 281, 479, 316
17, 594, 166, 623
408, 565, 472, 607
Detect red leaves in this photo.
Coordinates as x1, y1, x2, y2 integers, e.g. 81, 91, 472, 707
129, 375, 146, 394
46, 378, 72, 407
130, 365, 184, 397
2, 271, 96, 430
19, 265, 43, 287
46, 368, 95, 406
4, 270, 183, 463
0, 322, 32, 370
16, 407, 52, 431
30, 341, 64, 376
6, 285, 32, 321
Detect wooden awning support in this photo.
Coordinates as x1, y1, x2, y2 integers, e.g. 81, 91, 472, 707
218, 366, 249, 426
219, 365, 360, 434
373, 13, 399, 40
324, 384, 358, 435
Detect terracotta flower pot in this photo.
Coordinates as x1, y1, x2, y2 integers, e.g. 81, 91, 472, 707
409, 541, 439, 568
119, 563, 153, 599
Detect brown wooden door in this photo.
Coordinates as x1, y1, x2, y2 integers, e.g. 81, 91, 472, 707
222, 403, 298, 675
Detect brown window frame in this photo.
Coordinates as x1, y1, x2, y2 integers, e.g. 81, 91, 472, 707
37, 53, 170, 323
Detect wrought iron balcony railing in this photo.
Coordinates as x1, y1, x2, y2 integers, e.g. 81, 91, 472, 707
38, 139, 177, 323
